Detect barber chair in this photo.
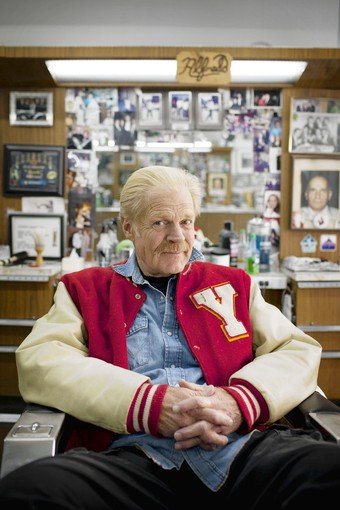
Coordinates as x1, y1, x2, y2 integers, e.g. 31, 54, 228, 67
1, 390, 340, 479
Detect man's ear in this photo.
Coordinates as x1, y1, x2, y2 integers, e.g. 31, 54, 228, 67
328, 189, 333, 201
121, 217, 134, 240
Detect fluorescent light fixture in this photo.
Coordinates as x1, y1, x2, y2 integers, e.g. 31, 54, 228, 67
231, 60, 307, 83
46, 59, 307, 85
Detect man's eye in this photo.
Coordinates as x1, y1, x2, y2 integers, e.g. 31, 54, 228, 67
152, 220, 167, 229
182, 219, 193, 227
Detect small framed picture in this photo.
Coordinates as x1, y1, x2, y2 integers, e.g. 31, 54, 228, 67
8, 213, 64, 259
119, 151, 137, 166
68, 189, 96, 230
291, 156, 340, 230
206, 172, 230, 204
289, 98, 340, 154
10, 91, 53, 126
137, 92, 164, 129
168, 91, 193, 129
196, 92, 223, 129
3, 144, 65, 197
252, 89, 281, 108
226, 88, 250, 112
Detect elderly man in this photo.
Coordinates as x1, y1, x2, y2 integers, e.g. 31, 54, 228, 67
1, 165, 339, 509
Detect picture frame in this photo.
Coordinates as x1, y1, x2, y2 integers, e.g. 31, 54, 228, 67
252, 89, 282, 108
3, 144, 65, 197
206, 172, 230, 205
137, 92, 164, 129
67, 188, 96, 230
226, 88, 250, 112
291, 156, 340, 230
8, 213, 65, 259
9, 91, 53, 126
168, 91, 193, 129
196, 92, 223, 129
289, 98, 340, 154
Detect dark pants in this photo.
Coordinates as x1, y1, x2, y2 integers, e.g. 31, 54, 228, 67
1, 426, 340, 509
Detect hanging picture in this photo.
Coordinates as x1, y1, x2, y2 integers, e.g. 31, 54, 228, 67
9, 91, 53, 126
291, 156, 340, 230
196, 92, 223, 129
3, 144, 64, 196
168, 91, 193, 129
137, 92, 164, 128
289, 98, 340, 154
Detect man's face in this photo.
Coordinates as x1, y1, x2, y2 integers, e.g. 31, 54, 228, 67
122, 188, 196, 277
305, 176, 332, 212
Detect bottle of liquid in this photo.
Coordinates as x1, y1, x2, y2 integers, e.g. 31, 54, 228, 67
219, 220, 238, 267
246, 232, 260, 275
237, 228, 248, 270
96, 223, 114, 267
259, 219, 271, 273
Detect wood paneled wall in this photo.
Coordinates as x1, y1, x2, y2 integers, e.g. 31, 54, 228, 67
0, 88, 66, 245
0, 46, 339, 262
280, 88, 340, 262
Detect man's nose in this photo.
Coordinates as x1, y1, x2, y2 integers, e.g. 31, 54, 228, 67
167, 223, 185, 241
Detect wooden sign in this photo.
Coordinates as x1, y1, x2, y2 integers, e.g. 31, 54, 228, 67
176, 51, 232, 86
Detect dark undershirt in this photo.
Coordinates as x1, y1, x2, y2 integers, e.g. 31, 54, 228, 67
142, 273, 173, 295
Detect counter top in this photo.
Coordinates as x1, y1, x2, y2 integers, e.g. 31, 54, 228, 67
0, 263, 62, 282
251, 271, 287, 289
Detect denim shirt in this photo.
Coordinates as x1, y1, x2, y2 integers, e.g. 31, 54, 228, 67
110, 249, 252, 491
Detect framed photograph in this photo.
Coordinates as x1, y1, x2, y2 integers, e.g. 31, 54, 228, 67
119, 151, 137, 166
137, 92, 164, 129
291, 156, 340, 230
8, 213, 64, 259
226, 88, 250, 112
252, 89, 282, 108
196, 92, 223, 129
168, 91, 193, 129
10, 91, 53, 126
289, 98, 340, 154
206, 172, 230, 205
3, 144, 64, 197
68, 189, 96, 230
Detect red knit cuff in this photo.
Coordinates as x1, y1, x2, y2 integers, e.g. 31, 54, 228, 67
126, 383, 167, 435
222, 379, 269, 431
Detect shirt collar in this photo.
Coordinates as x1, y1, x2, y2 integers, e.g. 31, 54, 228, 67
113, 247, 204, 284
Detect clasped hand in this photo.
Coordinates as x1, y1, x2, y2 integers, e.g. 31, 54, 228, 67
157, 379, 243, 451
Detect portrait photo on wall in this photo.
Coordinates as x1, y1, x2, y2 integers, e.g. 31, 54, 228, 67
114, 111, 137, 147
225, 88, 250, 112
289, 98, 340, 154
137, 92, 164, 129
168, 91, 193, 129
252, 89, 282, 108
10, 91, 53, 127
68, 188, 96, 231
291, 157, 340, 230
196, 92, 223, 129
206, 172, 230, 204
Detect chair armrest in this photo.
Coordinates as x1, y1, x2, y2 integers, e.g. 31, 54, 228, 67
0, 404, 68, 479
285, 391, 340, 443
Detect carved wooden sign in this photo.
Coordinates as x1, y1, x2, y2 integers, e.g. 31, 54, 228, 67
176, 51, 232, 86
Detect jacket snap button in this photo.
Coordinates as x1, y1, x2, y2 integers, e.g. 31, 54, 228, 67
135, 293, 141, 299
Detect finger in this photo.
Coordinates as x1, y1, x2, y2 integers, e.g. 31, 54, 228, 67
188, 408, 233, 427
172, 395, 211, 413
178, 379, 215, 396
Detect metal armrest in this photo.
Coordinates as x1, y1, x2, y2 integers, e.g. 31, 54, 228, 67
285, 391, 340, 443
0, 404, 67, 479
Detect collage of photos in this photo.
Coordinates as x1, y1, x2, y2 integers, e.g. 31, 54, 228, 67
61, 85, 286, 250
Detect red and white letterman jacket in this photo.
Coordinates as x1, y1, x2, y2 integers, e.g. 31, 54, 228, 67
16, 261, 321, 452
